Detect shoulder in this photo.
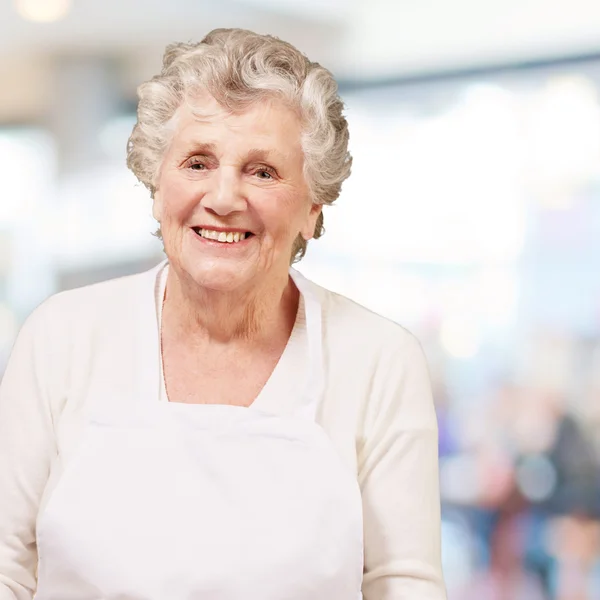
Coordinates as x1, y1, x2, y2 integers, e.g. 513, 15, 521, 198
27, 260, 164, 331
21, 263, 163, 350
304, 275, 436, 430
305, 275, 424, 359
10, 260, 164, 405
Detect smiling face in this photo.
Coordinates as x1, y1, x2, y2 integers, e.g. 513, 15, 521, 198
153, 94, 321, 294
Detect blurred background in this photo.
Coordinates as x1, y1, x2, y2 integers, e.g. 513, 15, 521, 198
1, 0, 600, 597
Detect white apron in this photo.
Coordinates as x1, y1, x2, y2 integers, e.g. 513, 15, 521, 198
35, 267, 364, 600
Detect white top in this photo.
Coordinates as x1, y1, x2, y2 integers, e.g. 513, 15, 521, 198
34, 264, 365, 600
0, 261, 446, 600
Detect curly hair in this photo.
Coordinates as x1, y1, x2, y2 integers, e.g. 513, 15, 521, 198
127, 28, 351, 262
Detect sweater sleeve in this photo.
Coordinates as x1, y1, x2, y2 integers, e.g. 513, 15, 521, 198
0, 300, 62, 600
358, 331, 447, 600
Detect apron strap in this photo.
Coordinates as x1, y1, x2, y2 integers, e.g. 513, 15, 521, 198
289, 268, 325, 423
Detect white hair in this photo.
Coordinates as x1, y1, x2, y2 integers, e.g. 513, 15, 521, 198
127, 28, 351, 262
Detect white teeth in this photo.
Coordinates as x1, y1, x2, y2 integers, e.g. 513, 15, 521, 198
198, 228, 248, 243
201, 229, 217, 240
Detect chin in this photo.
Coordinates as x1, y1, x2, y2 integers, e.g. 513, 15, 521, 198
184, 260, 256, 293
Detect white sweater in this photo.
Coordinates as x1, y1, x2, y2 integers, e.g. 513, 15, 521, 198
0, 261, 446, 600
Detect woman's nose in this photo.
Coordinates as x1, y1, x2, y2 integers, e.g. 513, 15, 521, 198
202, 168, 246, 216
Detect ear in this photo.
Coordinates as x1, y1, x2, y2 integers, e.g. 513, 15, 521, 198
300, 203, 322, 240
152, 188, 163, 223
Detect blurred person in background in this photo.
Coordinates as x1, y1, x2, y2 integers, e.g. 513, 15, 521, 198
547, 514, 600, 600
0, 29, 446, 600
462, 510, 547, 600
460, 382, 600, 600
538, 393, 600, 600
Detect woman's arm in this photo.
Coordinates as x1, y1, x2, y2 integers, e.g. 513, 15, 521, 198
359, 331, 447, 600
0, 302, 60, 600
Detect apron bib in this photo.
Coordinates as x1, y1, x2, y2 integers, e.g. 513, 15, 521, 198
35, 267, 364, 599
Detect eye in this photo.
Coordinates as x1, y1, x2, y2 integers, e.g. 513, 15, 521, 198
252, 165, 277, 180
184, 156, 210, 171
255, 169, 273, 180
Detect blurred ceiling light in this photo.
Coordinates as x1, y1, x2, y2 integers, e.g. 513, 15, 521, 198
15, 0, 71, 23
527, 75, 600, 186
0, 130, 54, 223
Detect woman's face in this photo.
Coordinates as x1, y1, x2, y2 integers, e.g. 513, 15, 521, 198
153, 94, 321, 293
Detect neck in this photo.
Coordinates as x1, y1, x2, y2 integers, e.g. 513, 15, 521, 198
162, 266, 298, 346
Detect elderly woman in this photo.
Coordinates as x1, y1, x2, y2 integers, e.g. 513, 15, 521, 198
0, 29, 446, 600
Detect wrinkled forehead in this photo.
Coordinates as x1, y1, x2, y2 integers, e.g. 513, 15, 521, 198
166, 91, 305, 157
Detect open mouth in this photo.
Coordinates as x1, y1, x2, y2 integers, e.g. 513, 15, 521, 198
192, 227, 253, 244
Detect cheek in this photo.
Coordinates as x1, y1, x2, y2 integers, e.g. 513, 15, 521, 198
162, 179, 201, 220
257, 191, 308, 240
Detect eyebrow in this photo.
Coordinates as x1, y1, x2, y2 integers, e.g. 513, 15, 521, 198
179, 143, 287, 164
183, 142, 217, 155
246, 148, 286, 163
